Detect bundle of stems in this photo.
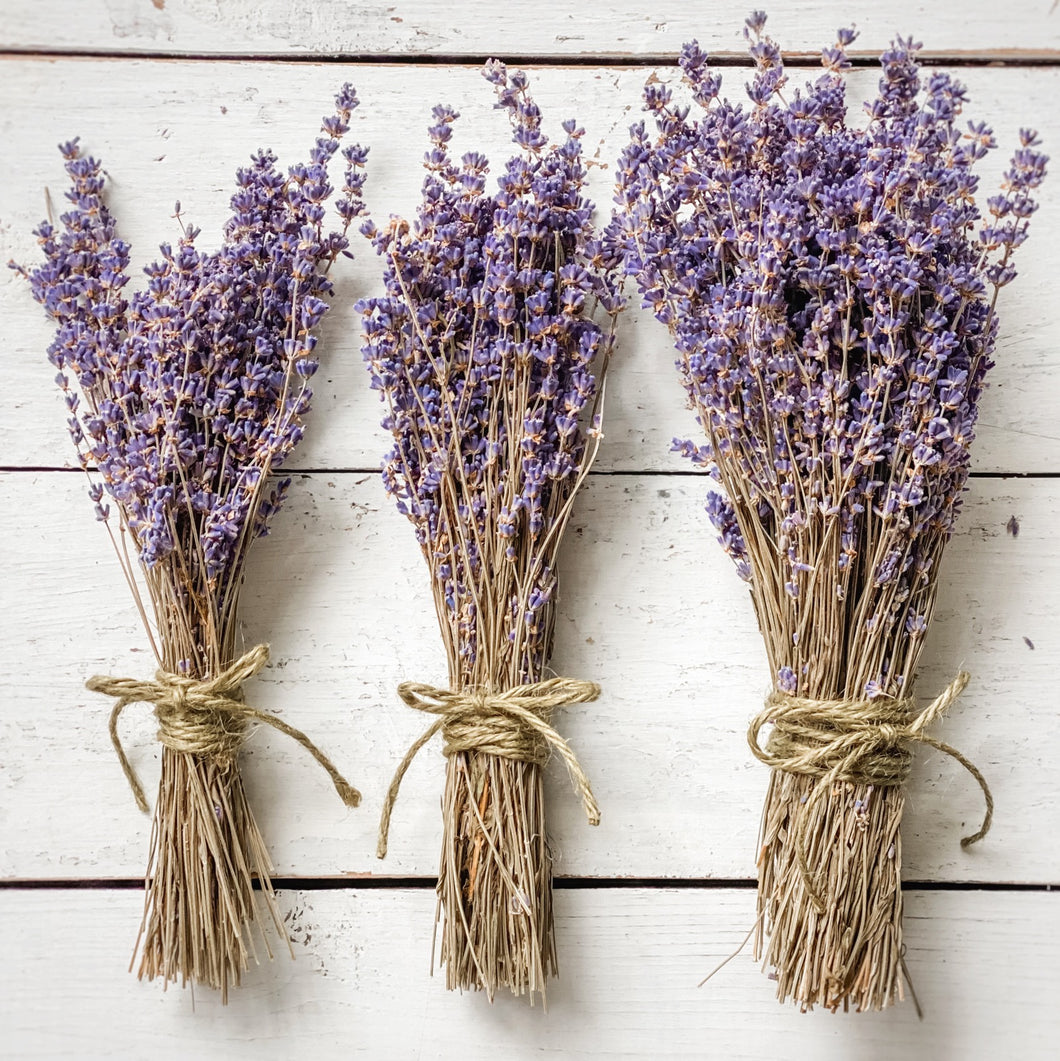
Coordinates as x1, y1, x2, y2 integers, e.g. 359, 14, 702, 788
610, 13, 1046, 1010
361, 62, 622, 1001
15, 88, 368, 999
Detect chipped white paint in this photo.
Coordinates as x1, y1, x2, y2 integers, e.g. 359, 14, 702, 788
1, 0, 1059, 59
2, 888, 1058, 1058
0, 10, 1057, 1057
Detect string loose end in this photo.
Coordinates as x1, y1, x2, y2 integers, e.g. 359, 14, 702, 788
86, 645, 363, 819
335, 781, 362, 808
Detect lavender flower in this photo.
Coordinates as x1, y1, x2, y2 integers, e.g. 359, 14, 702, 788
15, 86, 368, 643
610, 16, 1046, 699
359, 61, 622, 1000
361, 62, 622, 684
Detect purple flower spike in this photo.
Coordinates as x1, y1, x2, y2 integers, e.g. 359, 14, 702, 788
608, 12, 1046, 696
360, 62, 623, 679
15, 86, 369, 596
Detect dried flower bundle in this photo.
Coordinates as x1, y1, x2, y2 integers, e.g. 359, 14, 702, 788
610, 13, 1046, 1011
15, 87, 369, 999
361, 62, 622, 1002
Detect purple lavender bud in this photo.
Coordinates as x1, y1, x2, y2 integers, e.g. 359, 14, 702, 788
359, 63, 622, 675
608, 15, 1046, 699
18, 88, 368, 585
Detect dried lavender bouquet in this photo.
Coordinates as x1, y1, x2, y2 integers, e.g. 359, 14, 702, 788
361, 62, 622, 1001
610, 14, 1046, 1010
14, 88, 368, 999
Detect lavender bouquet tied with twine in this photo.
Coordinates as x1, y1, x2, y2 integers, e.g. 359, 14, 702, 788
361, 62, 622, 1002
13, 87, 368, 999
609, 13, 1046, 1011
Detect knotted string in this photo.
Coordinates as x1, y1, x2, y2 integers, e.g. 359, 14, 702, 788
86, 643, 361, 813
377, 677, 601, 858
748, 671, 993, 912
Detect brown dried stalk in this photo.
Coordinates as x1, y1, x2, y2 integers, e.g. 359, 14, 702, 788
417, 360, 612, 1005
731, 485, 985, 1012
93, 471, 359, 999
135, 747, 286, 1003
437, 755, 555, 997
754, 773, 907, 1011
371, 282, 616, 1004
124, 553, 286, 1000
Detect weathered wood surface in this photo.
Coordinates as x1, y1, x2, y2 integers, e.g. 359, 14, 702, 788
1, 0, 1059, 59
1, 887, 1057, 1059
2, 62, 1058, 474
1, 9, 1057, 1054
2, 472, 1052, 882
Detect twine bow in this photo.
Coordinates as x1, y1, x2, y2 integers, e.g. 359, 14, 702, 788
86, 643, 361, 813
377, 677, 601, 858
748, 671, 993, 912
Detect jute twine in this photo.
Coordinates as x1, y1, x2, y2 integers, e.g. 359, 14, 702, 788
377, 677, 602, 858
748, 671, 993, 912
86, 643, 361, 812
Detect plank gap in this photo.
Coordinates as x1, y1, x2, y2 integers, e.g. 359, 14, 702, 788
2, 466, 1058, 480
2, 48, 1060, 68
0, 876, 1054, 892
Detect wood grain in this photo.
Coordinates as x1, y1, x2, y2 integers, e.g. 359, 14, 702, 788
2, 13, 1056, 1054
1, 61, 1058, 473
2, 471, 1052, 882
1, 0, 1058, 59
1, 886, 1056, 1058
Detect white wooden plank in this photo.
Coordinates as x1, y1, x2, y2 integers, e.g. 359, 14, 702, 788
1, 60, 1058, 474
1, 471, 1054, 882
1, 887, 1056, 1058
1, 0, 1058, 58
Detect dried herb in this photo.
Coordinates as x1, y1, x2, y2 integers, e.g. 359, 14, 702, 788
14, 87, 369, 999
361, 62, 623, 1002
610, 13, 1045, 1010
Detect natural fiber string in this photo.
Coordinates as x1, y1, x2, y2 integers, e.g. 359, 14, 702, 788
747, 671, 993, 912
86, 643, 361, 812
377, 677, 602, 858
